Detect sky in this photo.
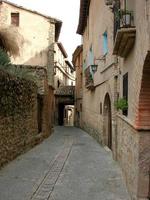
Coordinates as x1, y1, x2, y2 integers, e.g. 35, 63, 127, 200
9, 0, 81, 61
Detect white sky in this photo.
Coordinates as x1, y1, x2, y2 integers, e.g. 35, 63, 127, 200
9, 0, 81, 61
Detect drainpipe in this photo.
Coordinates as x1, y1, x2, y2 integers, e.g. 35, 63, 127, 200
124, 0, 126, 11
124, 0, 127, 24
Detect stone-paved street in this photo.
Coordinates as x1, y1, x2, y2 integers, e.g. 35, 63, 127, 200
0, 126, 130, 200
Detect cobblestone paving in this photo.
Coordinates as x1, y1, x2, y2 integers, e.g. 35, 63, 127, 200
0, 126, 130, 200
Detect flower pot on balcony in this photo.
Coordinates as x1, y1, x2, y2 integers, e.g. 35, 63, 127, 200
120, 10, 133, 28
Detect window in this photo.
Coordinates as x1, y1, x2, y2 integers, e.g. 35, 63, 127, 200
11, 13, 19, 26
89, 45, 94, 65
123, 73, 128, 116
100, 102, 102, 114
103, 31, 108, 54
57, 80, 60, 88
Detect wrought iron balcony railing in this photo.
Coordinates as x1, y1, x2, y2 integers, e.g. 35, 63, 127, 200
114, 9, 134, 37
113, 6, 136, 57
84, 65, 95, 90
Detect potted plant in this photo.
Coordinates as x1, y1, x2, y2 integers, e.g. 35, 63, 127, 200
115, 97, 128, 111
120, 10, 133, 27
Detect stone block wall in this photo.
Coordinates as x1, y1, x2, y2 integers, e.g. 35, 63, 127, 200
0, 69, 39, 168
117, 115, 150, 200
12, 65, 54, 137
42, 85, 54, 137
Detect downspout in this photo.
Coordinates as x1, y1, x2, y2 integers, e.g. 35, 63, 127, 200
124, 0, 126, 11
124, 0, 127, 24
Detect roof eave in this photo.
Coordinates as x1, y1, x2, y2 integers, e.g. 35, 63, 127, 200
65, 60, 75, 71
0, 0, 62, 40
72, 45, 83, 65
77, 0, 91, 35
57, 42, 68, 58
55, 21, 62, 42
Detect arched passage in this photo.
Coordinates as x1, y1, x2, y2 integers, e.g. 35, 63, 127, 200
135, 52, 150, 129
135, 52, 150, 198
103, 93, 112, 149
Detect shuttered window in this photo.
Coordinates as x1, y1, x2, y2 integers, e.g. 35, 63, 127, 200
103, 31, 108, 54
123, 73, 128, 116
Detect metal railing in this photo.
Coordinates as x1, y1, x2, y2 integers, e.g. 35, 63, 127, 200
113, 1, 134, 40
84, 66, 94, 87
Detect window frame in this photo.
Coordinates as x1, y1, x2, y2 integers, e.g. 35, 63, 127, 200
11, 12, 19, 27
103, 31, 108, 55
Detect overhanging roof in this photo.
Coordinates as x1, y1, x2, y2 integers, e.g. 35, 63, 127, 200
65, 60, 74, 71
77, 0, 91, 35
57, 42, 68, 58
72, 45, 83, 65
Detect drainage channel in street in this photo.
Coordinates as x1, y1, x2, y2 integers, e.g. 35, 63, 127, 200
30, 137, 73, 200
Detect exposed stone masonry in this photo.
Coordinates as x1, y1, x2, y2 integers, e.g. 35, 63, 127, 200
0, 69, 38, 168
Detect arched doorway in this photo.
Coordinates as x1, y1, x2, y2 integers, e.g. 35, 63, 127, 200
58, 103, 65, 125
103, 93, 112, 150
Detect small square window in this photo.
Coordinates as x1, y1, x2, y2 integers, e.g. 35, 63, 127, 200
11, 13, 19, 26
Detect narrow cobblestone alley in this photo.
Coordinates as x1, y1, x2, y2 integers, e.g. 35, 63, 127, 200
0, 127, 130, 200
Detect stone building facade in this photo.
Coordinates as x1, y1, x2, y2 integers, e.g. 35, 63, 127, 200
72, 45, 83, 127
54, 42, 75, 89
0, 0, 62, 86
54, 42, 75, 125
77, 0, 150, 199
0, 0, 62, 136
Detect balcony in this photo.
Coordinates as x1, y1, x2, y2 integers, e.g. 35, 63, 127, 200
113, 9, 136, 58
84, 65, 95, 90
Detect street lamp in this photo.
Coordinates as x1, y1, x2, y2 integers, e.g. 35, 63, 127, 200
91, 64, 98, 73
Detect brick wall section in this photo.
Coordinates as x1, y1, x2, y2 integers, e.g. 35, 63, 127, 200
135, 52, 150, 129
0, 70, 38, 168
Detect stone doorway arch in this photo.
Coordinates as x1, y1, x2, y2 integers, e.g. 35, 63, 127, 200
103, 93, 112, 150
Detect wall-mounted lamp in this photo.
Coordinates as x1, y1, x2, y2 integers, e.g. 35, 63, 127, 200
91, 64, 98, 73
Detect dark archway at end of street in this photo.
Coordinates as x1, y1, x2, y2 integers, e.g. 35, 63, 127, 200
58, 103, 65, 126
